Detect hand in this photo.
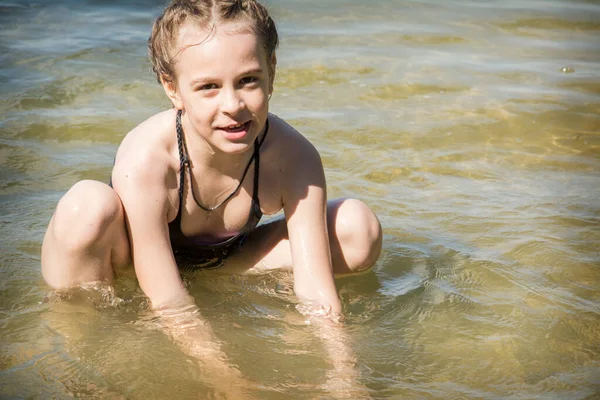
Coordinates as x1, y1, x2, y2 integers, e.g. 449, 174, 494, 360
152, 303, 257, 399
297, 302, 372, 399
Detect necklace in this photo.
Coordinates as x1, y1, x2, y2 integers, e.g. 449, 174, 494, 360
176, 110, 268, 216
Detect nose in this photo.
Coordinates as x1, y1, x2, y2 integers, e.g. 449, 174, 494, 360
220, 87, 245, 116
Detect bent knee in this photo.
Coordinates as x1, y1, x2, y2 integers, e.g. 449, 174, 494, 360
51, 180, 124, 250
333, 198, 382, 273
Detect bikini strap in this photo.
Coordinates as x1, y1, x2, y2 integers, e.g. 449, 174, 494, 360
175, 110, 187, 220
252, 118, 269, 204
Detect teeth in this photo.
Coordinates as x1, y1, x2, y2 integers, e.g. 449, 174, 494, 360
227, 123, 243, 129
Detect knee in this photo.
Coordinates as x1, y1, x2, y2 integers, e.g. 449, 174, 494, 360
50, 180, 123, 250
333, 198, 382, 273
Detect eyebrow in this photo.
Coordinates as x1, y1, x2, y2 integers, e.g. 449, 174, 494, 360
240, 67, 264, 76
189, 76, 214, 87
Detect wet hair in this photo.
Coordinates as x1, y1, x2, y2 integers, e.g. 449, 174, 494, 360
148, 0, 279, 84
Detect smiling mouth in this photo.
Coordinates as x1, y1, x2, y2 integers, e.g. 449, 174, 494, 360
222, 121, 250, 132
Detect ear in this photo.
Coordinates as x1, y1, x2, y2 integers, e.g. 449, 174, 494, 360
160, 75, 183, 110
268, 52, 277, 95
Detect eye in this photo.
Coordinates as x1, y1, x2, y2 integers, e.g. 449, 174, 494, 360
240, 76, 259, 85
197, 83, 218, 91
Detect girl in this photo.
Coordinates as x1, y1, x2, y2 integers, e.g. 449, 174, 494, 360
42, 0, 381, 396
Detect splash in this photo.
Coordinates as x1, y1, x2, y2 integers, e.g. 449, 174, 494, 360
42, 281, 126, 309
296, 301, 343, 324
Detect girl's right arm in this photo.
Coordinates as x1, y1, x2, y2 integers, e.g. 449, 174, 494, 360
112, 148, 254, 399
112, 146, 186, 307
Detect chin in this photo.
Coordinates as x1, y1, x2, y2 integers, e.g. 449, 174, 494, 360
218, 139, 255, 155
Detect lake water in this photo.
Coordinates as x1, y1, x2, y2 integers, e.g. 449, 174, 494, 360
1, 0, 599, 398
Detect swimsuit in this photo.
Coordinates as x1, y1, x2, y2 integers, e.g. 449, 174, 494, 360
168, 110, 268, 270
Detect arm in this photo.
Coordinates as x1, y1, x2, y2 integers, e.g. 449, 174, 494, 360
112, 150, 252, 398
280, 136, 369, 398
281, 139, 340, 314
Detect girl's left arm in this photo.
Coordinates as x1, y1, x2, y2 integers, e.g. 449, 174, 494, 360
281, 135, 341, 315
280, 132, 371, 398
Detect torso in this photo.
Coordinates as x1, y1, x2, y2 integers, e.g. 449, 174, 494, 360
113, 108, 290, 264
167, 110, 266, 267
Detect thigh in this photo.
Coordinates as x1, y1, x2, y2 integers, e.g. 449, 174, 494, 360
222, 213, 290, 274
223, 198, 351, 274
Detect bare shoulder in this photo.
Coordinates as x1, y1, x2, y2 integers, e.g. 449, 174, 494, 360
115, 109, 176, 165
259, 114, 325, 212
265, 113, 321, 164
111, 109, 179, 213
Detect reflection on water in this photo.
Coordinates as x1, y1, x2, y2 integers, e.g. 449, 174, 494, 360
1, 0, 599, 398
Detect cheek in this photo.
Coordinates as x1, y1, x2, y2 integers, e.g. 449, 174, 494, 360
245, 90, 268, 111
183, 92, 215, 111
185, 101, 217, 127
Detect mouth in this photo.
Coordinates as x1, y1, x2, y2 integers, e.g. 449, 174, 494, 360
222, 121, 249, 131
219, 121, 251, 140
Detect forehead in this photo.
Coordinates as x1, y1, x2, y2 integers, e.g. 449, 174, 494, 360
172, 21, 266, 77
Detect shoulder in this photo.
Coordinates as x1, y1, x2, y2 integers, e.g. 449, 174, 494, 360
263, 113, 325, 195
264, 113, 321, 166
116, 109, 176, 158
114, 109, 177, 174
111, 109, 179, 205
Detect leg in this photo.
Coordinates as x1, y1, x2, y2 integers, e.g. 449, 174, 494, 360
41, 180, 130, 289
326, 198, 383, 274
226, 198, 382, 275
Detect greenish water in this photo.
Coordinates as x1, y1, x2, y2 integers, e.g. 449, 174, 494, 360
1, 0, 599, 398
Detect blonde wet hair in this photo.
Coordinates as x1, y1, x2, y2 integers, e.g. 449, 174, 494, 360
148, 0, 279, 84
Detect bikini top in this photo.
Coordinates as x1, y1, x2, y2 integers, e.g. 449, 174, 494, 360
168, 110, 268, 259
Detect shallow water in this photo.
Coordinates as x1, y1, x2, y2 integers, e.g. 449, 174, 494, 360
1, 0, 599, 398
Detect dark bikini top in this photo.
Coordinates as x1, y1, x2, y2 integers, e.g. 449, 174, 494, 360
168, 110, 268, 267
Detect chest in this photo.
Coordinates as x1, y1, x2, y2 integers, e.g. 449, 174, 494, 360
170, 160, 283, 240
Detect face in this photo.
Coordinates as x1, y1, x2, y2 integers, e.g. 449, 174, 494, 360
163, 21, 275, 154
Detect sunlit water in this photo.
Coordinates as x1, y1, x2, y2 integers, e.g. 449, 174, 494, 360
1, 0, 599, 398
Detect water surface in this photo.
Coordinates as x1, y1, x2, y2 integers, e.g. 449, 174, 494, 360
1, 0, 599, 398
